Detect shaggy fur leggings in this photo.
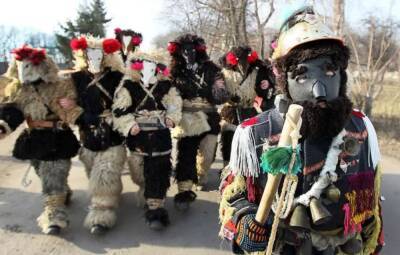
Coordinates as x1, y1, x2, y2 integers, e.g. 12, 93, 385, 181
79, 145, 126, 229
31, 159, 71, 233
175, 133, 218, 184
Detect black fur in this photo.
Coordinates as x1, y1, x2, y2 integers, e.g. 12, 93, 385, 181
174, 190, 197, 203
0, 104, 24, 130
275, 40, 350, 98
221, 130, 235, 162
299, 96, 353, 140
126, 129, 172, 157
175, 135, 205, 183
13, 128, 80, 161
113, 80, 172, 118
145, 208, 170, 226
143, 154, 172, 199
71, 69, 124, 150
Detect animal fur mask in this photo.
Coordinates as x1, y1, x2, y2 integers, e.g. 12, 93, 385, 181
114, 28, 143, 61
168, 33, 209, 71
70, 35, 124, 74
10, 45, 59, 85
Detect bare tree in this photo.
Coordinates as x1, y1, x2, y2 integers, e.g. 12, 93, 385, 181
250, 0, 275, 58
347, 16, 400, 116
332, 0, 345, 36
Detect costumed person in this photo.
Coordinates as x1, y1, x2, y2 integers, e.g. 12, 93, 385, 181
112, 50, 182, 230
219, 45, 276, 168
62, 35, 126, 235
114, 28, 143, 61
168, 33, 230, 202
0, 45, 82, 235
218, 6, 384, 254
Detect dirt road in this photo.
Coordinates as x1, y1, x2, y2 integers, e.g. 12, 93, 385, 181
0, 129, 398, 255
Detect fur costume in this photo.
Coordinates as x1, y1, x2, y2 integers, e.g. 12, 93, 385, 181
112, 50, 182, 227
218, 7, 384, 254
219, 45, 276, 165
0, 46, 81, 234
169, 34, 230, 193
114, 28, 143, 61
69, 35, 126, 232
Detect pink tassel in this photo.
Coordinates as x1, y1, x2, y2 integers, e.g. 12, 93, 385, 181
343, 203, 362, 236
246, 177, 256, 203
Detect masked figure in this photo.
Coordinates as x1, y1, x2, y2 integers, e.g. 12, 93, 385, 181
168, 33, 229, 205
219, 6, 384, 255
66, 36, 126, 235
112, 50, 182, 230
219, 46, 276, 167
114, 28, 143, 61
0, 46, 82, 235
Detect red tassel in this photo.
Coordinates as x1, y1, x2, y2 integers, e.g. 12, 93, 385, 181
247, 50, 258, 64
226, 52, 238, 66
70, 37, 88, 51
246, 177, 256, 203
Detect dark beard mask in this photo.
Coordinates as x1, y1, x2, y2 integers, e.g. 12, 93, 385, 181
298, 96, 353, 140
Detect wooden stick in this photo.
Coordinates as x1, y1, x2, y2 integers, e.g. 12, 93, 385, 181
255, 104, 303, 224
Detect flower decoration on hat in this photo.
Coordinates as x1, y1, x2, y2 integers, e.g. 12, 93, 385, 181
167, 42, 179, 54
130, 60, 144, 71
70, 37, 88, 51
226, 52, 238, 66
103, 38, 122, 54
247, 51, 258, 64
12, 45, 46, 65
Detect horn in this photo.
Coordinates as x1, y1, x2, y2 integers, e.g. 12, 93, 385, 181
289, 204, 311, 230
310, 198, 332, 225
325, 184, 341, 203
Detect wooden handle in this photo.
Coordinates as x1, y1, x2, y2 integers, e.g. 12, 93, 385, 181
255, 104, 303, 224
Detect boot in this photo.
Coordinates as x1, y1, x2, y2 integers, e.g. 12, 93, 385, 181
37, 194, 68, 235
145, 208, 170, 231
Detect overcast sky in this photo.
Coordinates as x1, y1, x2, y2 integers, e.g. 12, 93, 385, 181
0, 0, 398, 49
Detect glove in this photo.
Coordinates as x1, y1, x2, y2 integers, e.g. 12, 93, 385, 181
234, 213, 269, 253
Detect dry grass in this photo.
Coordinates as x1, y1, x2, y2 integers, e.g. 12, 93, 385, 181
367, 76, 400, 158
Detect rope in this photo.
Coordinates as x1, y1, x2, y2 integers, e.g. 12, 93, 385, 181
266, 114, 302, 255
21, 164, 32, 187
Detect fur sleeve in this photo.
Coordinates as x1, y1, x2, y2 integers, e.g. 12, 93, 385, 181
212, 71, 230, 105
162, 86, 182, 125
50, 77, 84, 124
112, 85, 137, 136
0, 103, 24, 136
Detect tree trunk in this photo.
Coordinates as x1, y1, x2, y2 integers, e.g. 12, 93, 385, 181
333, 0, 345, 37
363, 95, 373, 117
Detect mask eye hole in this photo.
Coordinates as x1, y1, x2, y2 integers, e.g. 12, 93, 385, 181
326, 70, 335, 77
25, 63, 29, 68
296, 75, 307, 84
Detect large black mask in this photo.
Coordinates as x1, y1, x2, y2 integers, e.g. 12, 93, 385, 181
287, 56, 340, 103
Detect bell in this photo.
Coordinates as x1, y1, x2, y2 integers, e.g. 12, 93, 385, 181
341, 137, 361, 156
339, 237, 362, 254
289, 204, 311, 230
325, 184, 341, 203
310, 197, 332, 225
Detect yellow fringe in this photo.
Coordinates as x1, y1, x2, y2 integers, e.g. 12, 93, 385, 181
219, 175, 246, 228
363, 165, 382, 255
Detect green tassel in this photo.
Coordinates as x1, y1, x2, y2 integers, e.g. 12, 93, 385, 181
260, 146, 302, 176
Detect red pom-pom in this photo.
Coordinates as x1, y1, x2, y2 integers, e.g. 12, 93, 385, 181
226, 52, 238, 66
130, 61, 144, 71
247, 51, 258, 64
195, 44, 207, 52
131, 35, 142, 46
11, 45, 33, 61
167, 42, 178, 54
114, 27, 122, 34
70, 37, 88, 51
103, 38, 121, 54
29, 49, 46, 65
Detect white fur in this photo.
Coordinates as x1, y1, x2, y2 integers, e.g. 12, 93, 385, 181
363, 115, 380, 168
112, 85, 137, 136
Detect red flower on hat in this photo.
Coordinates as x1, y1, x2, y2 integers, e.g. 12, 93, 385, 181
29, 49, 46, 65
114, 27, 122, 34
70, 37, 88, 51
247, 51, 258, 64
130, 61, 144, 71
11, 45, 33, 61
103, 38, 121, 54
226, 52, 238, 66
131, 35, 142, 46
167, 42, 178, 54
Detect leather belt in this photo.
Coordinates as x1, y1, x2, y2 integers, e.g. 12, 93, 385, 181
27, 118, 68, 130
